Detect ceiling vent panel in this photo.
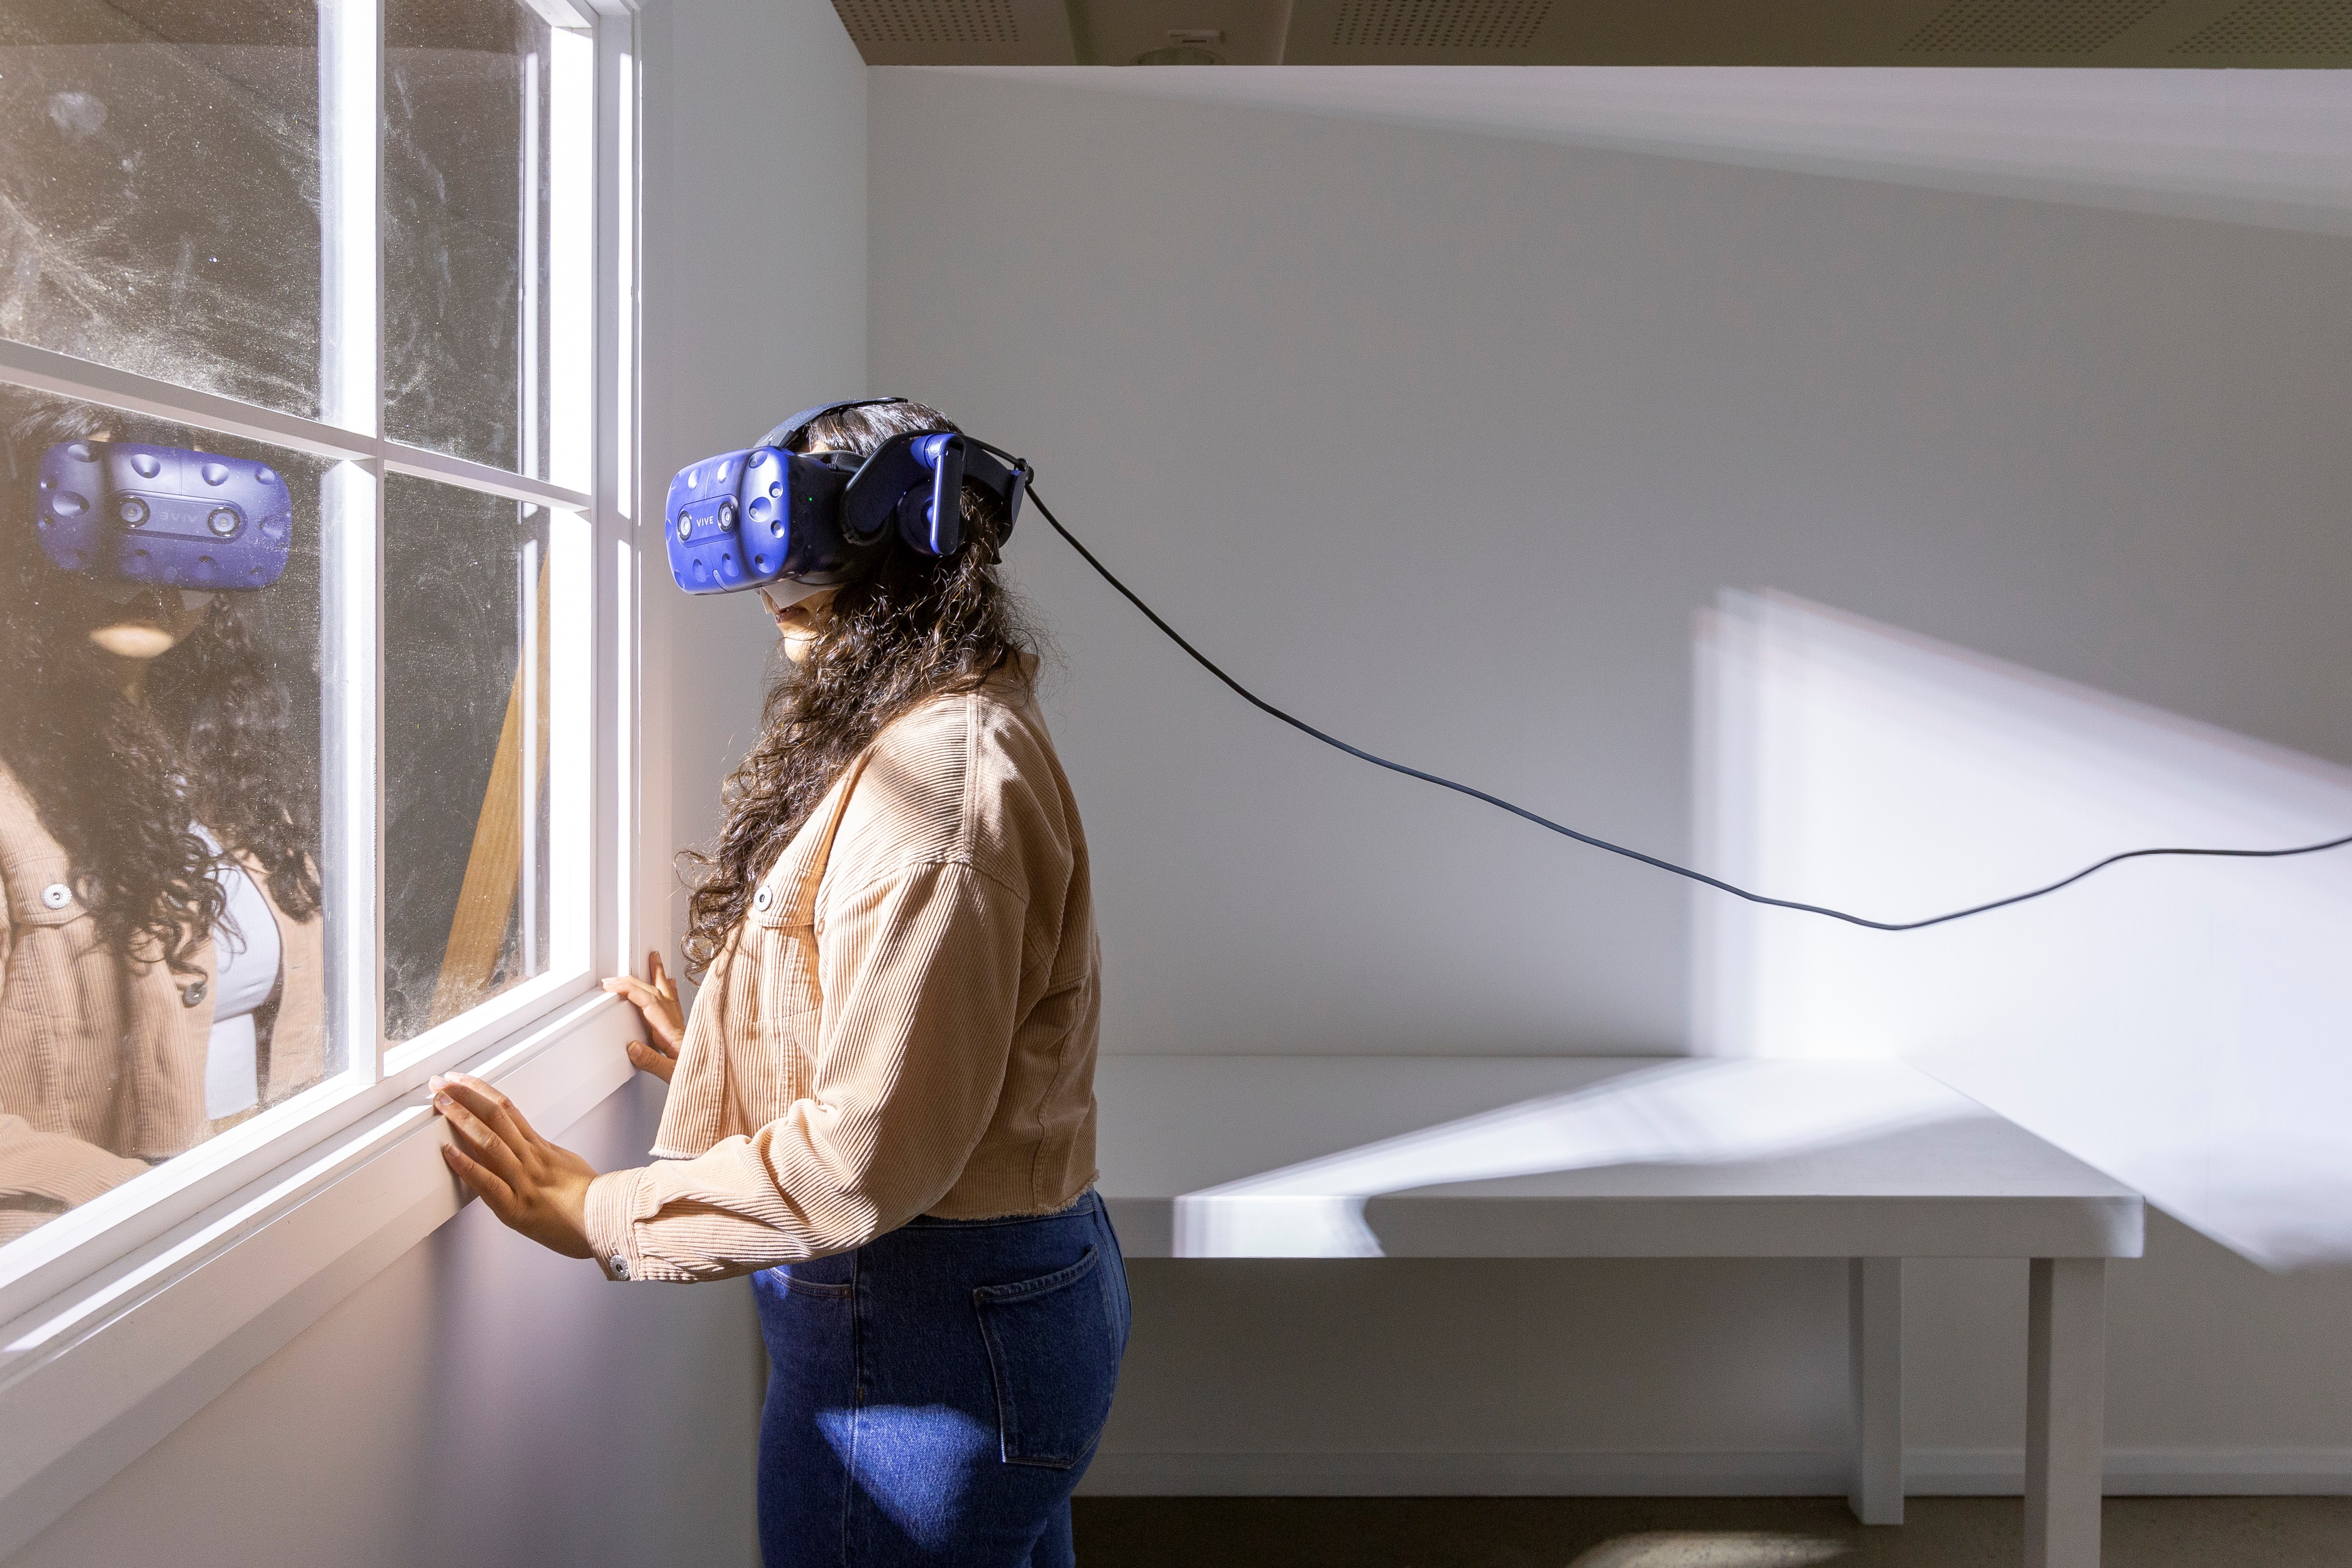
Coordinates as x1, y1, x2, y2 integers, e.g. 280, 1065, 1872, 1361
1902, 0, 2167, 52
833, 0, 1072, 62
1329, 0, 1554, 49
836, 0, 1017, 43
2172, 0, 2352, 52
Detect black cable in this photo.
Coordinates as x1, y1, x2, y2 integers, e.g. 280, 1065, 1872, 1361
1024, 487, 2352, 931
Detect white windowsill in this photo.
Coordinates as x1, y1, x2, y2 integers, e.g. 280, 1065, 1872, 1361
0, 989, 640, 1561
0, 964, 596, 1331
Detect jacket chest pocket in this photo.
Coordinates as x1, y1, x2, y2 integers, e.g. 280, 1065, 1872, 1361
747, 918, 824, 1104
741, 751, 865, 1107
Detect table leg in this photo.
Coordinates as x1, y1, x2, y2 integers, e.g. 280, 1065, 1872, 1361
2025, 1258, 2107, 1568
1848, 1256, 1903, 1525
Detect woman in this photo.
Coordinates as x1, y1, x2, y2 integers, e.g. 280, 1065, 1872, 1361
0, 401, 325, 1244
433, 399, 1125, 1568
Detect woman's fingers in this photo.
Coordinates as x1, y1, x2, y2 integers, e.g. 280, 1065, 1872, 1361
438, 1093, 525, 1185
624, 1033, 677, 1064
427, 1076, 600, 1261
602, 974, 658, 1008
441, 1138, 517, 1214
602, 970, 683, 1080
602, 965, 686, 1049
644, 954, 684, 1040
432, 1073, 503, 1132
434, 1076, 534, 1171
439, 1073, 543, 1154
612, 978, 678, 1038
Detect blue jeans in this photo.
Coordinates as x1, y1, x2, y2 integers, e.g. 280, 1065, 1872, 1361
752, 1190, 1130, 1568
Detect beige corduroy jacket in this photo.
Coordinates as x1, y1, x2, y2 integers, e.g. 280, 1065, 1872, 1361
0, 762, 326, 1245
585, 670, 1102, 1283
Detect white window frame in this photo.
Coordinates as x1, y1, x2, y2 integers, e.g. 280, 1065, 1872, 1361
0, 0, 643, 1551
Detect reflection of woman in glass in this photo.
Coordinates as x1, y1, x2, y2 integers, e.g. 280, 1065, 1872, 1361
0, 404, 324, 1244
432, 399, 1123, 1568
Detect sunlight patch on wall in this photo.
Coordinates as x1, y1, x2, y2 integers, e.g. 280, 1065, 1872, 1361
1695, 590, 2352, 1268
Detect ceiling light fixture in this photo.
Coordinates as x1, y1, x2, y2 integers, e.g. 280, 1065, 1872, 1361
1132, 27, 1225, 62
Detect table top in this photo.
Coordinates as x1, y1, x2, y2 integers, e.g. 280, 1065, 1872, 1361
1093, 1055, 2143, 1260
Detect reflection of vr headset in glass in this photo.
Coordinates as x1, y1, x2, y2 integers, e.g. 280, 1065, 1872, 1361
36, 439, 293, 592
664, 398, 1031, 605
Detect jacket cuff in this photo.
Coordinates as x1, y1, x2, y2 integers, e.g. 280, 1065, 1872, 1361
585, 1166, 648, 1281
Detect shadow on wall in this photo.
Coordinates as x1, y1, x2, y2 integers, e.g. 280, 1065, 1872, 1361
407, 1075, 759, 1568
1695, 591, 2352, 1270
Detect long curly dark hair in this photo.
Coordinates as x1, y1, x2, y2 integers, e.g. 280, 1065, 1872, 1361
0, 401, 321, 973
681, 399, 1039, 976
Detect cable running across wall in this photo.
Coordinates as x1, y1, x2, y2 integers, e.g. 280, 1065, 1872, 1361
1025, 487, 2352, 932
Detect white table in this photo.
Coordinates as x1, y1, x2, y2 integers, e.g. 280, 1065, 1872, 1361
1094, 1055, 2144, 1568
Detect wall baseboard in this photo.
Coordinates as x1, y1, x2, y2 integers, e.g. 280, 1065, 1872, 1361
1911, 1448, 2352, 1497
1078, 1447, 2352, 1498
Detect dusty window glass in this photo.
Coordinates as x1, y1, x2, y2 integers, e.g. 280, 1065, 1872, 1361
383, 475, 584, 1041
0, 388, 333, 1247
0, 0, 322, 416
384, 0, 586, 482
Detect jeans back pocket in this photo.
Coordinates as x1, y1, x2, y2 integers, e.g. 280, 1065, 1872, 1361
972, 1245, 1121, 1470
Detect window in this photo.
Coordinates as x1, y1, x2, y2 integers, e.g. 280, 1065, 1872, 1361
0, 0, 632, 1285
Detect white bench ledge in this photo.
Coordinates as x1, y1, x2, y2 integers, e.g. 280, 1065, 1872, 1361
1094, 1055, 2144, 1261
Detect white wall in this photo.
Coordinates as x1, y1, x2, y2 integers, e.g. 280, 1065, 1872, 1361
6, 1080, 758, 1568
866, 71, 2352, 1491
5, 0, 867, 1559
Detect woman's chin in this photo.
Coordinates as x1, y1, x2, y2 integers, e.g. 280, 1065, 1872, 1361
88, 624, 182, 661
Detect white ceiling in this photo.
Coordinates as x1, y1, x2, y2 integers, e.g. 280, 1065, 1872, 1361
920, 66, 2352, 235
844, 0, 2352, 67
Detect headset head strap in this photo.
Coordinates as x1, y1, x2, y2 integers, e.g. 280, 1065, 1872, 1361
759, 397, 912, 454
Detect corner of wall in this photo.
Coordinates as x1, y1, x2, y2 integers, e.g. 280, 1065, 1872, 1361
637, 0, 869, 969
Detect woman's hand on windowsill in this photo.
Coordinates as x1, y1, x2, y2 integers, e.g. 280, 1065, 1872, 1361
601, 950, 684, 1084
432, 1073, 597, 1258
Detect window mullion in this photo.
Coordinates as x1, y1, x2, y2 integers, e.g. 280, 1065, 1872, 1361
593, 11, 636, 987
319, 0, 379, 438
318, 0, 385, 1085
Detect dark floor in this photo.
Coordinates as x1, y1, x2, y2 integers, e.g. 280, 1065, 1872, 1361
1072, 1496, 2352, 1567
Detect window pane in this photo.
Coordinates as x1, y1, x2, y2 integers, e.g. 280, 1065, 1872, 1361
0, 0, 323, 416
383, 475, 588, 1041
0, 388, 339, 1250
383, 0, 591, 486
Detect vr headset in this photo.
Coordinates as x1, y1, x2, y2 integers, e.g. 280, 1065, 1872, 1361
36, 439, 293, 591
664, 398, 1031, 603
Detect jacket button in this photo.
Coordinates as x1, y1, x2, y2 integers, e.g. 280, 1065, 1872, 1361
40, 883, 72, 910
182, 979, 208, 1007
610, 1256, 631, 1280
752, 886, 774, 914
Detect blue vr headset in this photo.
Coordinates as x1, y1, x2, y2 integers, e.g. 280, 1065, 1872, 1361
663, 398, 1031, 601
36, 439, 293, 591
